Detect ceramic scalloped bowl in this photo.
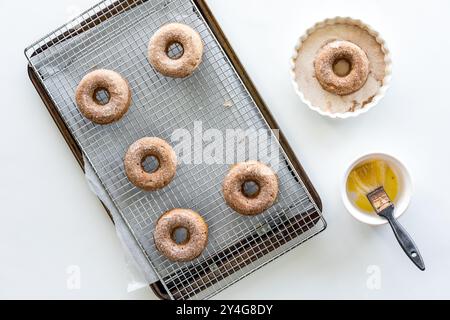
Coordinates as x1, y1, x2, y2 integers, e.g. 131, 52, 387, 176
290, 17, 392, 119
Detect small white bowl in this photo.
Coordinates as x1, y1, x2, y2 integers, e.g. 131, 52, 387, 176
341, 153, 413, 226
290, 17, 392, 119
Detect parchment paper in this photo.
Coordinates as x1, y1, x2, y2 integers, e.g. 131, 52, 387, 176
84, 156, 159, 289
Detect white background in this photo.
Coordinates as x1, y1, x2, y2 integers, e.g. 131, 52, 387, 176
1, 0, 449, 299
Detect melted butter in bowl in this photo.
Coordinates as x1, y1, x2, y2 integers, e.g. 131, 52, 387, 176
342, 153, 413, 226
346, 160, 399, 213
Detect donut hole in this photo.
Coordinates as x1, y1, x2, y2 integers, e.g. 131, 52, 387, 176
142, 155, 160, 174
93, 87, 111, 106
242, 181, 261, 199
166, 42, 184, 60
333, 58, 352, 77
172, 227, 190, 245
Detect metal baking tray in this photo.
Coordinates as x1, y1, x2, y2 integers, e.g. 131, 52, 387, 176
26, 0, 327, 300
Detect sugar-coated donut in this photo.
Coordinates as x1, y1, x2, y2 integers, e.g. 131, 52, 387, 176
223, 161, 279, 216
314, 40, 370, 96
154, 209, 209, 262
75, 69, 131, 124
125, 137, 177, 191
148, 23, 204, 78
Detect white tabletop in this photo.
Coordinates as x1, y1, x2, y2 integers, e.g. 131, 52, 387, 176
1, 0, 449, 300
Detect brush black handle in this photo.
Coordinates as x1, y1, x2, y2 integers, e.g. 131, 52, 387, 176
381, 207, 425, 271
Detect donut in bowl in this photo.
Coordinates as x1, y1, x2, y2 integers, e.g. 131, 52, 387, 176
314, 40, 370, 96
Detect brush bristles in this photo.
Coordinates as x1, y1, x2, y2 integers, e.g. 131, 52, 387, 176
349, 161, 387, 195
367, 187, 393, 213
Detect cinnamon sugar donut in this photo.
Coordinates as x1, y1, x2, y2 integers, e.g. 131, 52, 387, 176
125, 137, 177, 191
148, 23, 204, 78
314, 40, 370, 96
75, 69, 131, 124
154, 209, 208, 262
223, 161, 279, 216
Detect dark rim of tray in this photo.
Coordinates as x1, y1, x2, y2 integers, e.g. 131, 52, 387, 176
27, 0, 325, 300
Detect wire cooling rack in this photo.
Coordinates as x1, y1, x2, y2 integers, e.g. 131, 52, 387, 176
25, 0, 326, 300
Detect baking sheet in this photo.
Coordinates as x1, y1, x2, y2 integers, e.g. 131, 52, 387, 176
26, 0, 325, 299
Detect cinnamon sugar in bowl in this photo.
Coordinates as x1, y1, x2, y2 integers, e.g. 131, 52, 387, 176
290, 17, 392, 119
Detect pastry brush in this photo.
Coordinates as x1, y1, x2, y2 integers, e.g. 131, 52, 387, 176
367, 187, 425, 271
